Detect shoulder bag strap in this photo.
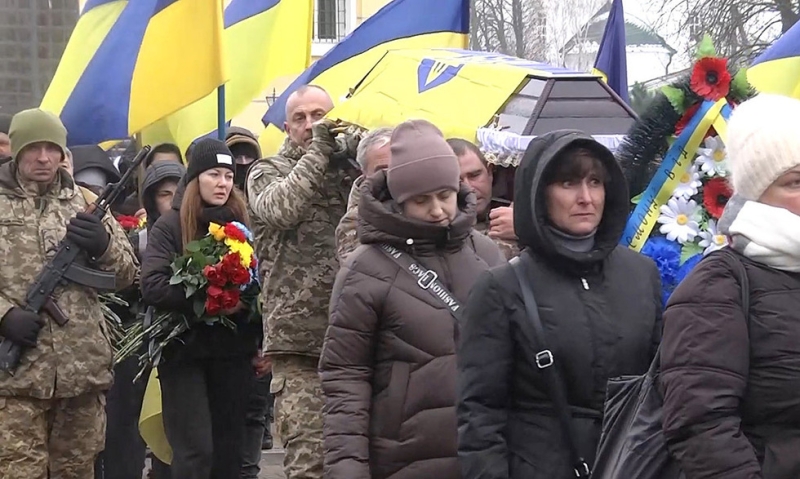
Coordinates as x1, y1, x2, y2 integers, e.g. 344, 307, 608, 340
721, 248, 750, 317
377, 243, 462, 321
510, 252, 591, 478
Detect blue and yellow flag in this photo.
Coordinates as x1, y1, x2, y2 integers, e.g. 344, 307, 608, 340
141, 0, 312, 155
749, 21, 800, 98
259, 0, 469, 154
328, 49, 591, 142
592, 0, 628, 103
41, 0, 227, 146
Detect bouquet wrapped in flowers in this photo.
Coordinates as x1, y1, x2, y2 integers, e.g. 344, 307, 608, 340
617, 35, 754, 304
117, 221, 260, 373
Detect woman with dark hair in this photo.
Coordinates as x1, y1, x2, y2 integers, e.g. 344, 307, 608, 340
141, 138, 260, 478
457, 130, 662, 479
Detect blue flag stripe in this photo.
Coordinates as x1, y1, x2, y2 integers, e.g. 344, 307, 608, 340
82, 0, 122, 16
262, 0, 469, 128
752, 22, 800, 66
154, 0, 180, 15
594, 0, 628, 103
61, 0, 158, 145
224, 0, 280, 28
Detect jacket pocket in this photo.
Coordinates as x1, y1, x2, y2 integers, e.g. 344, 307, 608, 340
374, 361, 410, 440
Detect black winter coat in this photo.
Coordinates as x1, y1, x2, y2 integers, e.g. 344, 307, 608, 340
140, 185, 260, 360
457, 130, 662, 479
661, 249, 800, 479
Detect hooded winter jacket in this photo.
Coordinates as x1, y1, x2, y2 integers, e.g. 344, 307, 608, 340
320, 171, 504, 479
128, 161, 186, 259
457, 130, 662, 479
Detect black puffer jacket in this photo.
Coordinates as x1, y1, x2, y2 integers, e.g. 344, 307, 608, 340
320, 172, 504, 479
661, 248, 800, 479
140, 184, 260, 360
457, 130, 662, 479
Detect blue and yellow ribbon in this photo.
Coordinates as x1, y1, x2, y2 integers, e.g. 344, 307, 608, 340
621, 99, 732, 251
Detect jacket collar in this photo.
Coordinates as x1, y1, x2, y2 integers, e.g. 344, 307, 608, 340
357, 170, 477, 254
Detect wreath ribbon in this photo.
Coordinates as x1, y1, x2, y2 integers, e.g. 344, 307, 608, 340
621, 99, 732, 252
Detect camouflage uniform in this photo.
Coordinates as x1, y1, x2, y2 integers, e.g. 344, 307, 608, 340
335, 177, 520, 263
334, 174, 363, 266
0, 163, 138, 479
246, 136, 352, 479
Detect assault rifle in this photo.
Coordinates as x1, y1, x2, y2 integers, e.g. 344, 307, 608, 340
0, 145, 152, 374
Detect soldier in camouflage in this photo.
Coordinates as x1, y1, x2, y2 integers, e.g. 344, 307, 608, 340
245, 85, 355, 479
0, 109, 139, 479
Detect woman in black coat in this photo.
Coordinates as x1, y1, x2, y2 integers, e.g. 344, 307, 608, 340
456, 130, 662, 479
141, 139, 260, 479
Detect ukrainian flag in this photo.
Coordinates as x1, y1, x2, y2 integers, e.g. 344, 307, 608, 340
592, 0, 629, 103
141, 0, 312, 155
749, 21, 800, 98
259, 0, 469, 153
41, 0, 227, 146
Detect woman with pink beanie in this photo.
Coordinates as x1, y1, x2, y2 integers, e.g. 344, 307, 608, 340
319, 119, 504, 479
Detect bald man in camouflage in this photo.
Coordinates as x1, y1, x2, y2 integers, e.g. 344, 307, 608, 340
245, 85, 357, 479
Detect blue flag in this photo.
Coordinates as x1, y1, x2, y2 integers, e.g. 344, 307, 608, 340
593, 0, 629, 103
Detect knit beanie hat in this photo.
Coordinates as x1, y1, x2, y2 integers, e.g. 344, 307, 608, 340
727, 94, 800, 200
387, 119, 460, 204
185, 138, 235, 184
9, 109, 67, 161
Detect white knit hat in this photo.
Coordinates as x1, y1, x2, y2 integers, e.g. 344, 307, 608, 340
727, 93, 800, 200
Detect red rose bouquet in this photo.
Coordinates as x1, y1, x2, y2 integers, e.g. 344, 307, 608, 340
117, 221, 261, 374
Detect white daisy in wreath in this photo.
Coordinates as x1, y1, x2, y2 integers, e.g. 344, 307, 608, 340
657, 197, 701, 244
672, 165, 702, 199
696, 136, 729, 177
698, 219, 729, 255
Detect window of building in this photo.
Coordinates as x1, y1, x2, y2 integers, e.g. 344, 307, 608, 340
315, 0, 347, 42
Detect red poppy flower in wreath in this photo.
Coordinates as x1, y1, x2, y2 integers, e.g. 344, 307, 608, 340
703, 177, 733, 219
690, 57, 731, 101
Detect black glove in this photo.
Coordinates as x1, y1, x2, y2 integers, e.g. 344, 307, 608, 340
0, 308, 45, 348
66, 212, 110, 259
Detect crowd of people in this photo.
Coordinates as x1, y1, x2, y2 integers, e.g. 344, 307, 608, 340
0, 87, 798, 479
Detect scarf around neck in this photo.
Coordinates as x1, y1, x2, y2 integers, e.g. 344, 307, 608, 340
718, 195, 800, 272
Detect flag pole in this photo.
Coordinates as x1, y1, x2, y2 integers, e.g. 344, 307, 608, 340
217, 85, 226, 140
216, 0, 226, 141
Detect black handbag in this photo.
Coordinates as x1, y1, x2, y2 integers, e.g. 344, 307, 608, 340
591, 248, 750, 479
510, 252, 592, 478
